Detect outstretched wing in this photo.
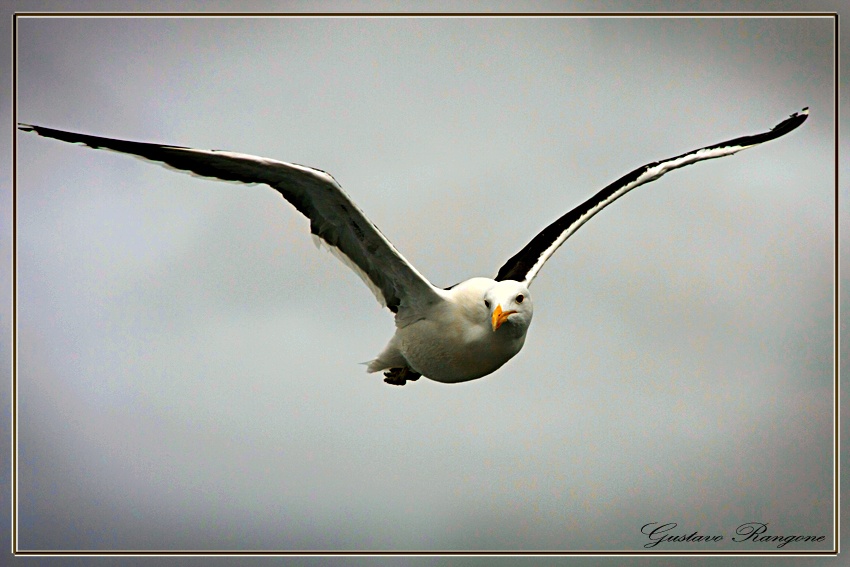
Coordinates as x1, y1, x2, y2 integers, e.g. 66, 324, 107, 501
18, 124, 444, 321
494, 108, 810, 285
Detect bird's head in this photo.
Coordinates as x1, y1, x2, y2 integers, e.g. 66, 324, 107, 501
484, 280, 533, 335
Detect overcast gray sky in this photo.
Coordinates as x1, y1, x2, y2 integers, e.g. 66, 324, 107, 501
8, 4, 838, 562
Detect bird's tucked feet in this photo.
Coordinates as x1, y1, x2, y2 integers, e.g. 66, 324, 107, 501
383, 366, 421, 386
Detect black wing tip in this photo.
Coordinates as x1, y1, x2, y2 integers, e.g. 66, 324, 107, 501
17, 123, 194, 153
788, 106, 810, 121
18, 122, 68, 139
769, 106, 810, 134
18, 122, 111, 150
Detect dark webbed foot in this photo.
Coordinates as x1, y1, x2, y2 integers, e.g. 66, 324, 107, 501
383, 367, 422, 386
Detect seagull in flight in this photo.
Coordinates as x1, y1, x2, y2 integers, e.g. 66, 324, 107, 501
18, 108, 808, 385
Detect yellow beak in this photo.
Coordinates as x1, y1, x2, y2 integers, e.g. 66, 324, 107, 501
491, 304, 518, 331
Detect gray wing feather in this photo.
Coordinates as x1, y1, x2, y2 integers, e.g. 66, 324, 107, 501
18, 124, 443, 322
495, 108, 810, 284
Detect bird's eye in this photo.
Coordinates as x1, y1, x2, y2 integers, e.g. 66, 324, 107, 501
516, 294, 524, 303
484, 299, 491, 309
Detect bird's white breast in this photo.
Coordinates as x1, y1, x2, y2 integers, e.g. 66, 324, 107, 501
397, 280, 526, 383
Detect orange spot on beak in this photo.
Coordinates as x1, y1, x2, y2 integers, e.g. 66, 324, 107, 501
491, 304, 517, 331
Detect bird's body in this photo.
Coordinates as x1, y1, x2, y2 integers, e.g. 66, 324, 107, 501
369, 278, 532, 384
17, 108, 808, 386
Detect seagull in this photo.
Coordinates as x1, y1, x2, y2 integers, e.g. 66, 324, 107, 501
18, 108, 808, 385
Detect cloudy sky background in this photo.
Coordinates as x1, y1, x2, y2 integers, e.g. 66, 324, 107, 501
5, 3, 839, 563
